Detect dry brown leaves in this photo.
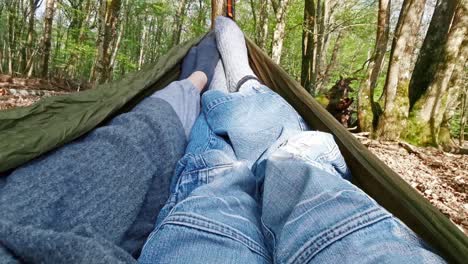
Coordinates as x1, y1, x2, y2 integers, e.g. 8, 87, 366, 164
356, 133, 468, 235
0, 75, 75, 110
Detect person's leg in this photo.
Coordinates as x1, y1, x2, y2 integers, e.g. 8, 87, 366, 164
213, 17, 444, 263
0, 96, 186, 263
138, 110, 270, 264
215, 17, 261, 92
153, 33, 221, 137
207, 60, 228, 92
258, 132, 445, 263
151, 77, 202, 138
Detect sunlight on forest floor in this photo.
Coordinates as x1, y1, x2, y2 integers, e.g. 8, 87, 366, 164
356, 134, 468, 234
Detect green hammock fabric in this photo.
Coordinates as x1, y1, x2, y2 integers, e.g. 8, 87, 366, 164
0, 36, 466, 263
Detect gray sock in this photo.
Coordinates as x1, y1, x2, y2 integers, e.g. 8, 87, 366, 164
208, 60, 228, 92
214, 17, 259, 92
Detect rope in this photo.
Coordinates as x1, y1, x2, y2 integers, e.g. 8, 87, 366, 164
226, 0, 235, 19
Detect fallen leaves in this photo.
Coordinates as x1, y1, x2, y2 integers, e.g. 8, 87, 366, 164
355, 134, 468, 234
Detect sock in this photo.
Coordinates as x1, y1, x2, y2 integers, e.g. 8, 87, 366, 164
208, 60, 228, 92
195, 32, 220, 89
179, 47, 197, 80
214, 16, 259, 92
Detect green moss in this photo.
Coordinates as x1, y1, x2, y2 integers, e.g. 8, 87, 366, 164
403, 113, 433, 146
315, 95, 329, 108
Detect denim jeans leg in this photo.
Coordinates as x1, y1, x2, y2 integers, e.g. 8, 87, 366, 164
139, 143, 270, 264
258, 131, 446, 264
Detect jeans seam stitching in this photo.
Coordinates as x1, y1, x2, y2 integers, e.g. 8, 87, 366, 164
205, 96, 237, 112
162, 213, 272, 261
288, 207, 390, 264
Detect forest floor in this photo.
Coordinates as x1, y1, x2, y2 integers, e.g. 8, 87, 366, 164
1, 75, 467, 235
355, 133, 467, 235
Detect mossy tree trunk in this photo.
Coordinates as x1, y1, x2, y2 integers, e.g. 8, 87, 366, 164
409, 0, 459, 109
358, 0, 391, 132
375, 0, 427, 140
405, 2, 467, 146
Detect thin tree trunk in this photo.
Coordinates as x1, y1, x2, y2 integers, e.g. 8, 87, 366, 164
7, 1, 17, 75
358, 0, 391, 132
172, 0, 188, 47
24, 0, 37, 76
110, 0, 127, 72
460, 84, 467, 146
90, 0, 121, 84
138, 12, 149, 71
375, 0, 427, 140
249, 0, 258, 37
311, 0, 324, 91
211, 0, 225, 28
40, 0, 55, 78
250, 0, 269, 48
320, 31, 344, 91
301, 0, 316, 94
271, 0, 290, 64
409, 0, 459, 109
67, 0, 91, 78
405, 1, 468, 146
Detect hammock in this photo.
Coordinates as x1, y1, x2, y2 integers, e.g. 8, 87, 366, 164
0, 36, 466, 263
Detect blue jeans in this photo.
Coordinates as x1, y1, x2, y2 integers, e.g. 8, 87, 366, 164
138, 85, 445, 263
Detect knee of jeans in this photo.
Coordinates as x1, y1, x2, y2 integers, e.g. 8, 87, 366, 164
276, 132, 337, 160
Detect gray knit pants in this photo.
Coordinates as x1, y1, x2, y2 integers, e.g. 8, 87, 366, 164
0, 90, 188, 263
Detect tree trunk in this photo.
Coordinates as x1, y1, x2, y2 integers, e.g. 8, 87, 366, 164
7, 1, 17, 75
460, 83, 467, 146
211, 0, 226, 28
24, 0, 38, 77
320, 31, 344, 91
40, 0, 55, 78
311, 0, 324, 93
405, 2, 468, 146
90, 0, 121, 84
258, 0, 270, 50
409, 0, 459, 109
172, 0, 188, 47
358, 0, 391, 132
301, 0, 316, 94
138, 11, 149, 71
67, 0, 92, 78
110, 0, 127, 71
271, 0, 290, 64
375, 0, 427, 140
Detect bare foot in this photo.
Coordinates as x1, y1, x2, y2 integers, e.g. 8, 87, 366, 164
188, 71, 208, 92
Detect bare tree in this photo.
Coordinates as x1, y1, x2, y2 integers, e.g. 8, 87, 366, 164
375, 0, 427, 140
358, 0, 391, 132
